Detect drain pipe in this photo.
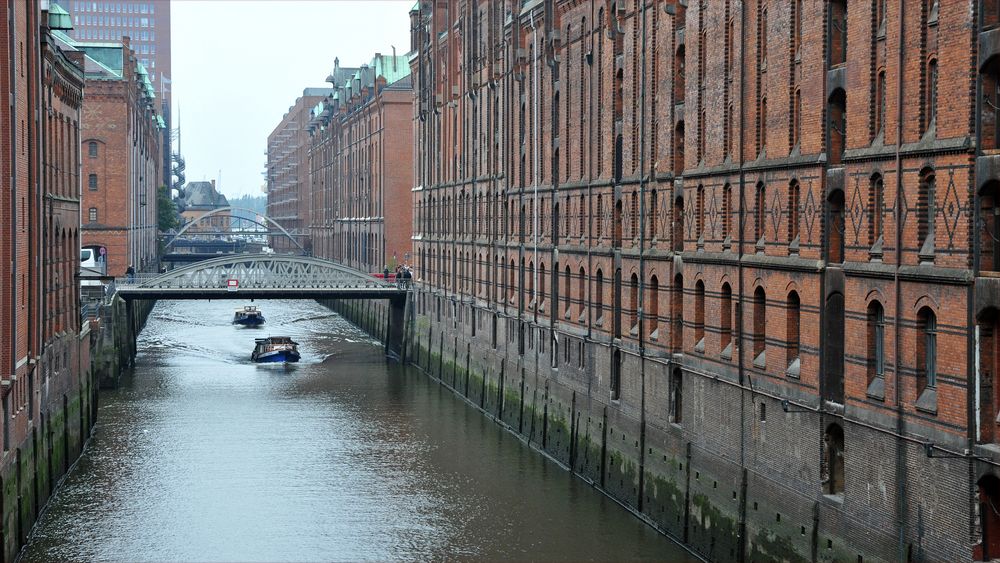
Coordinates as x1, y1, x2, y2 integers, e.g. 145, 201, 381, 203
893, 0, 907, 559
530, 9, 540, 315
636, 0, 649, 514
736, 0, 749, 560
8, 0, 19, 392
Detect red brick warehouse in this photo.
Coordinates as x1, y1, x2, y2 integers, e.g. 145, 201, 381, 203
407, 0, 1000, 561
0, 4, 99, 560
304, 54, 413, 272
79, 36, 164, 276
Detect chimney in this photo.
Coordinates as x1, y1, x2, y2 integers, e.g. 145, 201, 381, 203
392, 46, 397, 71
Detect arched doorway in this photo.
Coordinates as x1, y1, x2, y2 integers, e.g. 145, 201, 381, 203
977, 474, 1000, 560
980, 308, 1000, 443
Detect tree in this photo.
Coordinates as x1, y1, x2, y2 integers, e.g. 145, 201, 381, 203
157, 185, 179, 232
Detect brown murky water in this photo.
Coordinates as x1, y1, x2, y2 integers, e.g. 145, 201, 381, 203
21, 299, 696, 562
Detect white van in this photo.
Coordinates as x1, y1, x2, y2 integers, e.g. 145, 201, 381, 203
80, 248, 102, 286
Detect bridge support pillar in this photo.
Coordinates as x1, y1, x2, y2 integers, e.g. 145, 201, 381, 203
387, 294, 407, 361
125, 299, 137, 366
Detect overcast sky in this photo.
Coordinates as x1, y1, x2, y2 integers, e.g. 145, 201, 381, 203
170, 0, 412, 199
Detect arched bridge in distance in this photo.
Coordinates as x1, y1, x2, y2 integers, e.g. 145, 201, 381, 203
113, 254, 410, 357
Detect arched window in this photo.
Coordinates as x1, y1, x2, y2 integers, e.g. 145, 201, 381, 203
869, 174, 884, 246
977, 475, 1000, 559
788, 180, 800, 243
509, 259, 516, 302
760, 7, 768, 68
918, 168, 936, 255
755, 182, 767, 244
696, 185, 705, 242
982, 57, 1000, 152
595, 269, 605, 325
721, 283, 733, 357
564, 265, 572, 319
722, 184, 732, 242
694, 281, 705, 350
753, 286, 766, 366
673, 195, 684, 252
88, 174, 98, 191
791, 88, 801, 149
979, 308, 1000, 443
596, 193, 604, 240
629, 192, 637, 240
578, 267, 587, 322
787, 291, 800, 375
794, 0, 803, 56
823, 424, 845, 495
925, 58, 938, 134
629, 273, 639, 333
917, 307, 937, 394
674, 121, 685, 173
540, 262, 547, 310
829, 0, 847, 67
649, 275, 660, 338
674, 45, 685, 102
982, 182, 1000, 272
88, 141, 98, 158
876, 70, 887, 137
828, 89, 846, 165
867, 301, 885, 388
827, 189, 845, 263
759, 96, 768, 153
672, 274, 684, 350
650, 190, 658, 239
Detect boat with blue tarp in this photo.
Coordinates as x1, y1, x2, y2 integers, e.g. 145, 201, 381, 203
251, 336, 300, 363
233, 305, 265, 326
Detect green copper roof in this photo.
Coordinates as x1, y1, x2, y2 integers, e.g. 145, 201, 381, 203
373, 54, 411, 86
48, 3, 73, 30
79, 44, 123, 75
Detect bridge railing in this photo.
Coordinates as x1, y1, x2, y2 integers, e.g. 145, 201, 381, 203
114, 270, 397, 291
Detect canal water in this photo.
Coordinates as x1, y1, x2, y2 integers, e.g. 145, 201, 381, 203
21, 299, 695, 562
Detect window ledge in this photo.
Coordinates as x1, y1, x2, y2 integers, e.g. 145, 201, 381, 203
822, 493, 844, 506
915, 387, 938, 414
785, 357, 800, 378
866, 376, 886, 401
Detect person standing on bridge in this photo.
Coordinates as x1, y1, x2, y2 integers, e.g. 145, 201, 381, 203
126, 264, 135, 283
383, 265, 390, 281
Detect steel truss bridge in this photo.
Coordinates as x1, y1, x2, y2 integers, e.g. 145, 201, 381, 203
115, 254, 404, 300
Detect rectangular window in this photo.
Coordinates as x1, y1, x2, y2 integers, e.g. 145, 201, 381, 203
88, 208, 97, 222
88, 174, 98, 190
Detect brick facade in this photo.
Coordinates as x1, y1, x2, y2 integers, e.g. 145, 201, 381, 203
266, 88, 332, 254
407, 1, 1000, 561
80, 37, 163, 276
306, 55, 413, 273
0, 4, 96, 560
